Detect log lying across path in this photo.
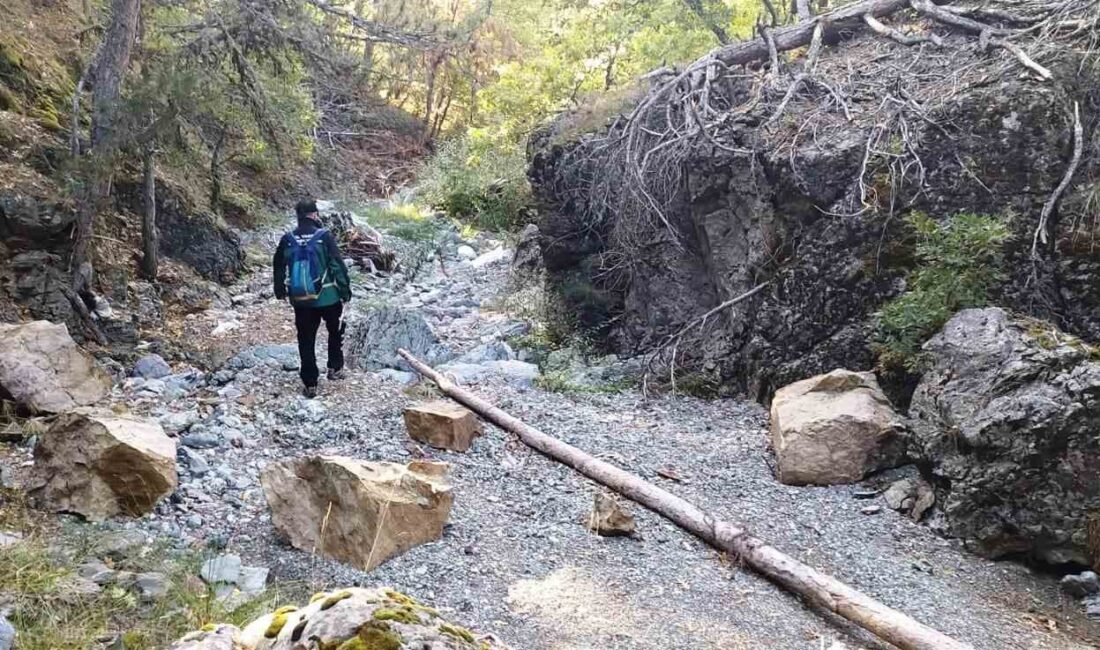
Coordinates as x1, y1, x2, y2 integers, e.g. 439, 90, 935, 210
397, 348, 971, 650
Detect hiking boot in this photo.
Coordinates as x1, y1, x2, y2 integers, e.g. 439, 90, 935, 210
327, 368, 347, 381
303, 385, 319, 398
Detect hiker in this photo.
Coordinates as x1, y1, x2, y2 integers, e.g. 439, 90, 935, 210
273, 199, 352, 397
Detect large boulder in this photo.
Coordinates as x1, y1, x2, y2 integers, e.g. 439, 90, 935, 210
345, 307, 453, 371
170, 587, 504, 650
0, 320, 110, 413
909, 308, 1100, 565
29, 409, 178, 521
770, 369, 905, 486
260, 457, 453, 571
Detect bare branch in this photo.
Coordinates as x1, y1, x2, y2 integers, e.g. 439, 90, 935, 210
1032, 101, 1085, 258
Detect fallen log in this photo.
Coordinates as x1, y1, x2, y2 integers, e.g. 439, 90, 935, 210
398, 348, 972, 650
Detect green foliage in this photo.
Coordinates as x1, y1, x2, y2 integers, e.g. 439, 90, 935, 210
873, 211, 1013, 369
418, 133, 533, 232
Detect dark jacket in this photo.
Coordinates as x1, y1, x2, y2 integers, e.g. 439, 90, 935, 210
273, 218, 351, 307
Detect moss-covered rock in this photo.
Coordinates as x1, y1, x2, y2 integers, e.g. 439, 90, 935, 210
170, 587, 503, 649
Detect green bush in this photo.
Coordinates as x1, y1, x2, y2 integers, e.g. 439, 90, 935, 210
418, 134, 533, 233
873, 211, 1013, 370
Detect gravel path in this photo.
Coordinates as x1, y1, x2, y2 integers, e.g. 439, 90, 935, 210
89, 230, 1100, 649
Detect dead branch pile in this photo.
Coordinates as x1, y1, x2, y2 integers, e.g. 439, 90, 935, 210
541, 0, 1100, 279
320, 211, 397, 272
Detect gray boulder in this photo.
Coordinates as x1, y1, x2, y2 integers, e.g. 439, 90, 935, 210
909, 308, 1100, 565
345, 307, 452, 371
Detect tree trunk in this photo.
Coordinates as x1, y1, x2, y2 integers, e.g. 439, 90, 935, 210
89, 0, 142, 147
141, 146, 158, 280
710, 0, 908, 68
69, 0, 141, 344
210, 129, 225, 213
398, 349, 974, 650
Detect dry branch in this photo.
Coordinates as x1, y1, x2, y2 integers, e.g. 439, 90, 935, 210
397, 348, 973, 650
1032, 101, 1085, 257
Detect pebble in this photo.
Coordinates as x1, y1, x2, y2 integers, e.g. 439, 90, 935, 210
181, 431, 221, 449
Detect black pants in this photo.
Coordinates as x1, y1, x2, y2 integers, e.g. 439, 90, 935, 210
294, 302, 344, 387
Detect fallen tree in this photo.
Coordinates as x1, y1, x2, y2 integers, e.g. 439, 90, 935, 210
397, 348, 972, 650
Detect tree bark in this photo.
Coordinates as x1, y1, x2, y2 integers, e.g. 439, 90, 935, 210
710, 0, 910, 68
89, 0, 142, 147
398, 348, 974, 650
141, 145, 158, 280
69, 0, 141, 345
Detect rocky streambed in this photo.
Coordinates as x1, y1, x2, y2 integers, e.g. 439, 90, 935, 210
2, 214, 1100, 649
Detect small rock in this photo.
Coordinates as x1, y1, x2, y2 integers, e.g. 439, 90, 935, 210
93, 529, 148, 560
1084, 594, 1100, 619
185, 514, 203, 529
182, 431, 221, 449
201, 554, 242, 585
587, 493, 636, 537
133, 354, 172, 380
133, 572, 169, 603
374, 369, 417, 385
180, 448, 210, 477
860, 505, 882, 515
457, 245, 477, 260
78, 561, 117, 585
0, 613, 14, 650
0, 531, 23, 549
160, 411, 201, 436
403, 401, 483, 452
236, 566, 268, 594
1061, 571, 1100, 598
0, 465, 12, 489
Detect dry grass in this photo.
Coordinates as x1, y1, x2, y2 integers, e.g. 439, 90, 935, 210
0, 494, 291, 650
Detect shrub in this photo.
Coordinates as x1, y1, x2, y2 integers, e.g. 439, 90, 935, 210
418, 133, 533, 233
873, 211, 1013, 370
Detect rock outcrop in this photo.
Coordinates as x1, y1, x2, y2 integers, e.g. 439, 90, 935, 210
169, 587, 505, 649
529, 25, 1100, 400
404, 401, 483, 452
909, 308, 1100, 565
769, 370, 905, 486
30, 409, 178, 521
0, 320, 110, 413
260, 457, 453, 571
345, 306, 453, 371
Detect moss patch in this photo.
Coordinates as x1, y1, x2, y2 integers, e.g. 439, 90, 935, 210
439, 623, 475, 644
372, 607, 423, 625
264, 606, 299, 638
321, 590, 354, 610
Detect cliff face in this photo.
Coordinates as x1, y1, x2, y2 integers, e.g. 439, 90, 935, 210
530, 30, 1100, 400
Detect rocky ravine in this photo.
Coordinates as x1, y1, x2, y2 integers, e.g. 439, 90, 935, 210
3, 220, 1100, 649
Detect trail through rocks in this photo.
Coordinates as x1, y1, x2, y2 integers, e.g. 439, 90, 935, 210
20, 218, 1099, 649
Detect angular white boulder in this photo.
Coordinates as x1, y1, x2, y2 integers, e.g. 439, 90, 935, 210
260, 456, 453, 571
0, 321, 110, 413
30, 409, 178, 521
770, 369, 904, 486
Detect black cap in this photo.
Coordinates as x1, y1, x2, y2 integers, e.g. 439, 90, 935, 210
295, 198, 319, 219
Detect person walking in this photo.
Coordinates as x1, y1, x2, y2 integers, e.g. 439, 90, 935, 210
273, 199, 352, 397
